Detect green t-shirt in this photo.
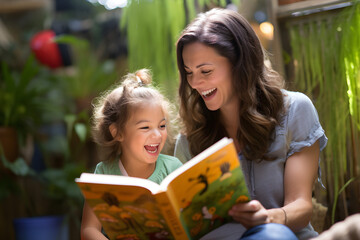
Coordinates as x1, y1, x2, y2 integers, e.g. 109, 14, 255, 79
94, 154, 183, 184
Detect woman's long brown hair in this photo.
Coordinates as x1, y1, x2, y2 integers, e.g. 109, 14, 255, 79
176, 8, 285, 161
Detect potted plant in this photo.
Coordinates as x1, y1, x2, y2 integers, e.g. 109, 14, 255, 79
1, 154, 85, 240
0, 55, 87, 239
0, 110, 87, 240
0, 55, 57, 163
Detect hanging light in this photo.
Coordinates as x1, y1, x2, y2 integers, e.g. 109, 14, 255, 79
259, 21, 274, 40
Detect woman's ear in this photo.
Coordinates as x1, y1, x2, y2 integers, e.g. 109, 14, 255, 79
109, 123, 123, 141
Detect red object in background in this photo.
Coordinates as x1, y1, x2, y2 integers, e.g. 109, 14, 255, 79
30, 30, 63, 69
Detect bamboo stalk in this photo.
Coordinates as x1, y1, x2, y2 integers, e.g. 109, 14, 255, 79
286, 2, 360, 225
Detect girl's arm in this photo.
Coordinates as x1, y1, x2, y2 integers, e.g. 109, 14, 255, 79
229, 140, 319, 231
81, 202, 108, 240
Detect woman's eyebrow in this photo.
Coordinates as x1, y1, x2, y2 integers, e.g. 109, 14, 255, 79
184, 63, 212, 69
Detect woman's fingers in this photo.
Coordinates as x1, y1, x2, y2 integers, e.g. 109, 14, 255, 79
228, 200, 270, 228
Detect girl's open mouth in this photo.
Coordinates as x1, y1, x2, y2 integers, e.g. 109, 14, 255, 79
145, 144, 159, 153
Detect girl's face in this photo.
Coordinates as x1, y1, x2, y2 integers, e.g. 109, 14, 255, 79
119, 102, 167, 165
182, 41, 236, 112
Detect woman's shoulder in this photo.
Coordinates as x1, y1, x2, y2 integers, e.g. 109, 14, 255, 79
283, 90, 313, 105
282, 90, 318, 116
174, 134, 192, 163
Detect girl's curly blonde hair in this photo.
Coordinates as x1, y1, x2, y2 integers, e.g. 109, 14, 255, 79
91, 68, 176, 162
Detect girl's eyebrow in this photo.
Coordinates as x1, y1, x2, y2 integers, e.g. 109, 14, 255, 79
135, 118, 166, 125
135, 119, 150, 125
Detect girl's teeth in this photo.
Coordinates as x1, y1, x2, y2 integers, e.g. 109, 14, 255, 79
145, 144, 159, 153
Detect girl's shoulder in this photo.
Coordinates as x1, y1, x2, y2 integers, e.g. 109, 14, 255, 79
94, 159, 121, 175
157, 154, 183, 172
158, 153, 183, 165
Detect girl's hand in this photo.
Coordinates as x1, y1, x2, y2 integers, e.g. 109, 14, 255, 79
228, 200, 270, 229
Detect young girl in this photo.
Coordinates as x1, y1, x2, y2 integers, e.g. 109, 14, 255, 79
81, 69, 183, 240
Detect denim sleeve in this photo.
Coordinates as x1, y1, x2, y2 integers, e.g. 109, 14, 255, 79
174, 134, 192, 164
286, 92, 328, 158
94, 162, 105, 174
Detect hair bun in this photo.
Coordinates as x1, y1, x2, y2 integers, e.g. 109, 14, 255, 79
135, 69, 152, 85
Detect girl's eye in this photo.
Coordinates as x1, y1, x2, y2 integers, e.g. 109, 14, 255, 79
160, 124, 166, 129
140, 126, 149, 130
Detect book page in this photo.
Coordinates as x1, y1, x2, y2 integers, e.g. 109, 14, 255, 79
77, 173, 161, 194
160, 137, 233, 189
76, 177, 175, 240
162, 138, 250, 240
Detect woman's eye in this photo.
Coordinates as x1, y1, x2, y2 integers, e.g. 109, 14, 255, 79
185, 71, 192, 75
202, 70, 212, 74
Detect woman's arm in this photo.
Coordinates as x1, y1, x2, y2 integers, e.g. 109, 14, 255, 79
276, 140, 319, 231
81, 202, 108, 240
229, 140, 319, 231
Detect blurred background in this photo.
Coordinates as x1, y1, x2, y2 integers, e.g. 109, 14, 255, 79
0, 0, 359, 239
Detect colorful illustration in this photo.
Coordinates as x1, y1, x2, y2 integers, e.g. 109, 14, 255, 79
78, 184, 175, 240
77, 137, 250, 240
176, 166, 248, 239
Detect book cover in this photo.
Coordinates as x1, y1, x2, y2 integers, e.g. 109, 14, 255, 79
76, 137, 250, 240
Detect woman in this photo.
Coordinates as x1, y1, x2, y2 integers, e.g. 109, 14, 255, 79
174, 8, 327, 240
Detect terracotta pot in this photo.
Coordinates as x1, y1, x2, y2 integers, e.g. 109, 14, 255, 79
0, 126, 19, 163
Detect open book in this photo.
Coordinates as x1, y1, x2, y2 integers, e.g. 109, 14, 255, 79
76, 137, 250, 240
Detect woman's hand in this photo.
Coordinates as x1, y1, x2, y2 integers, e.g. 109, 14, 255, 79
228, 200, 270, 229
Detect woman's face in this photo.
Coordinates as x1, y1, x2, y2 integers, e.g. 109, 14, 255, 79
182, 41, 236, 112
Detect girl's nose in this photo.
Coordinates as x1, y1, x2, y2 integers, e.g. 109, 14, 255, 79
151, 129, 161, 138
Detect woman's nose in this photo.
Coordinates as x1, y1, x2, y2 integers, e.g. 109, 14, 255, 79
188, 74, 203, 89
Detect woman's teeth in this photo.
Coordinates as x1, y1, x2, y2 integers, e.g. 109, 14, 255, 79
201, 88, 216, 98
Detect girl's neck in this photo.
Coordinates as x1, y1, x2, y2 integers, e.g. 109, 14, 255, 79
119, 158, 156, 179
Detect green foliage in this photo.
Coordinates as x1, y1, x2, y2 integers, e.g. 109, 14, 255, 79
54, 35, 118, 100
0, 56, 62, 140
341, 3, 360, 130
0, 155, 85, 217
120, 0, 239, 100
287, 2, 360, 224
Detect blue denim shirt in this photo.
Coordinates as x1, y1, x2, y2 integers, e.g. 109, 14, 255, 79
174, 90, 328, 240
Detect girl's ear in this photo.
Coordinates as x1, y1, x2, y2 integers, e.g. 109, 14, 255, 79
109, 123, 124, 141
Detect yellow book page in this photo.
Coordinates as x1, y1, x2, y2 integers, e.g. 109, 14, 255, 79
77, 180, 175, 240
155, 191, 188, 240
162, 138, 250, 240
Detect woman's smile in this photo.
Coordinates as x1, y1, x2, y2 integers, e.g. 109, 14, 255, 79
182, 41, 236, 112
